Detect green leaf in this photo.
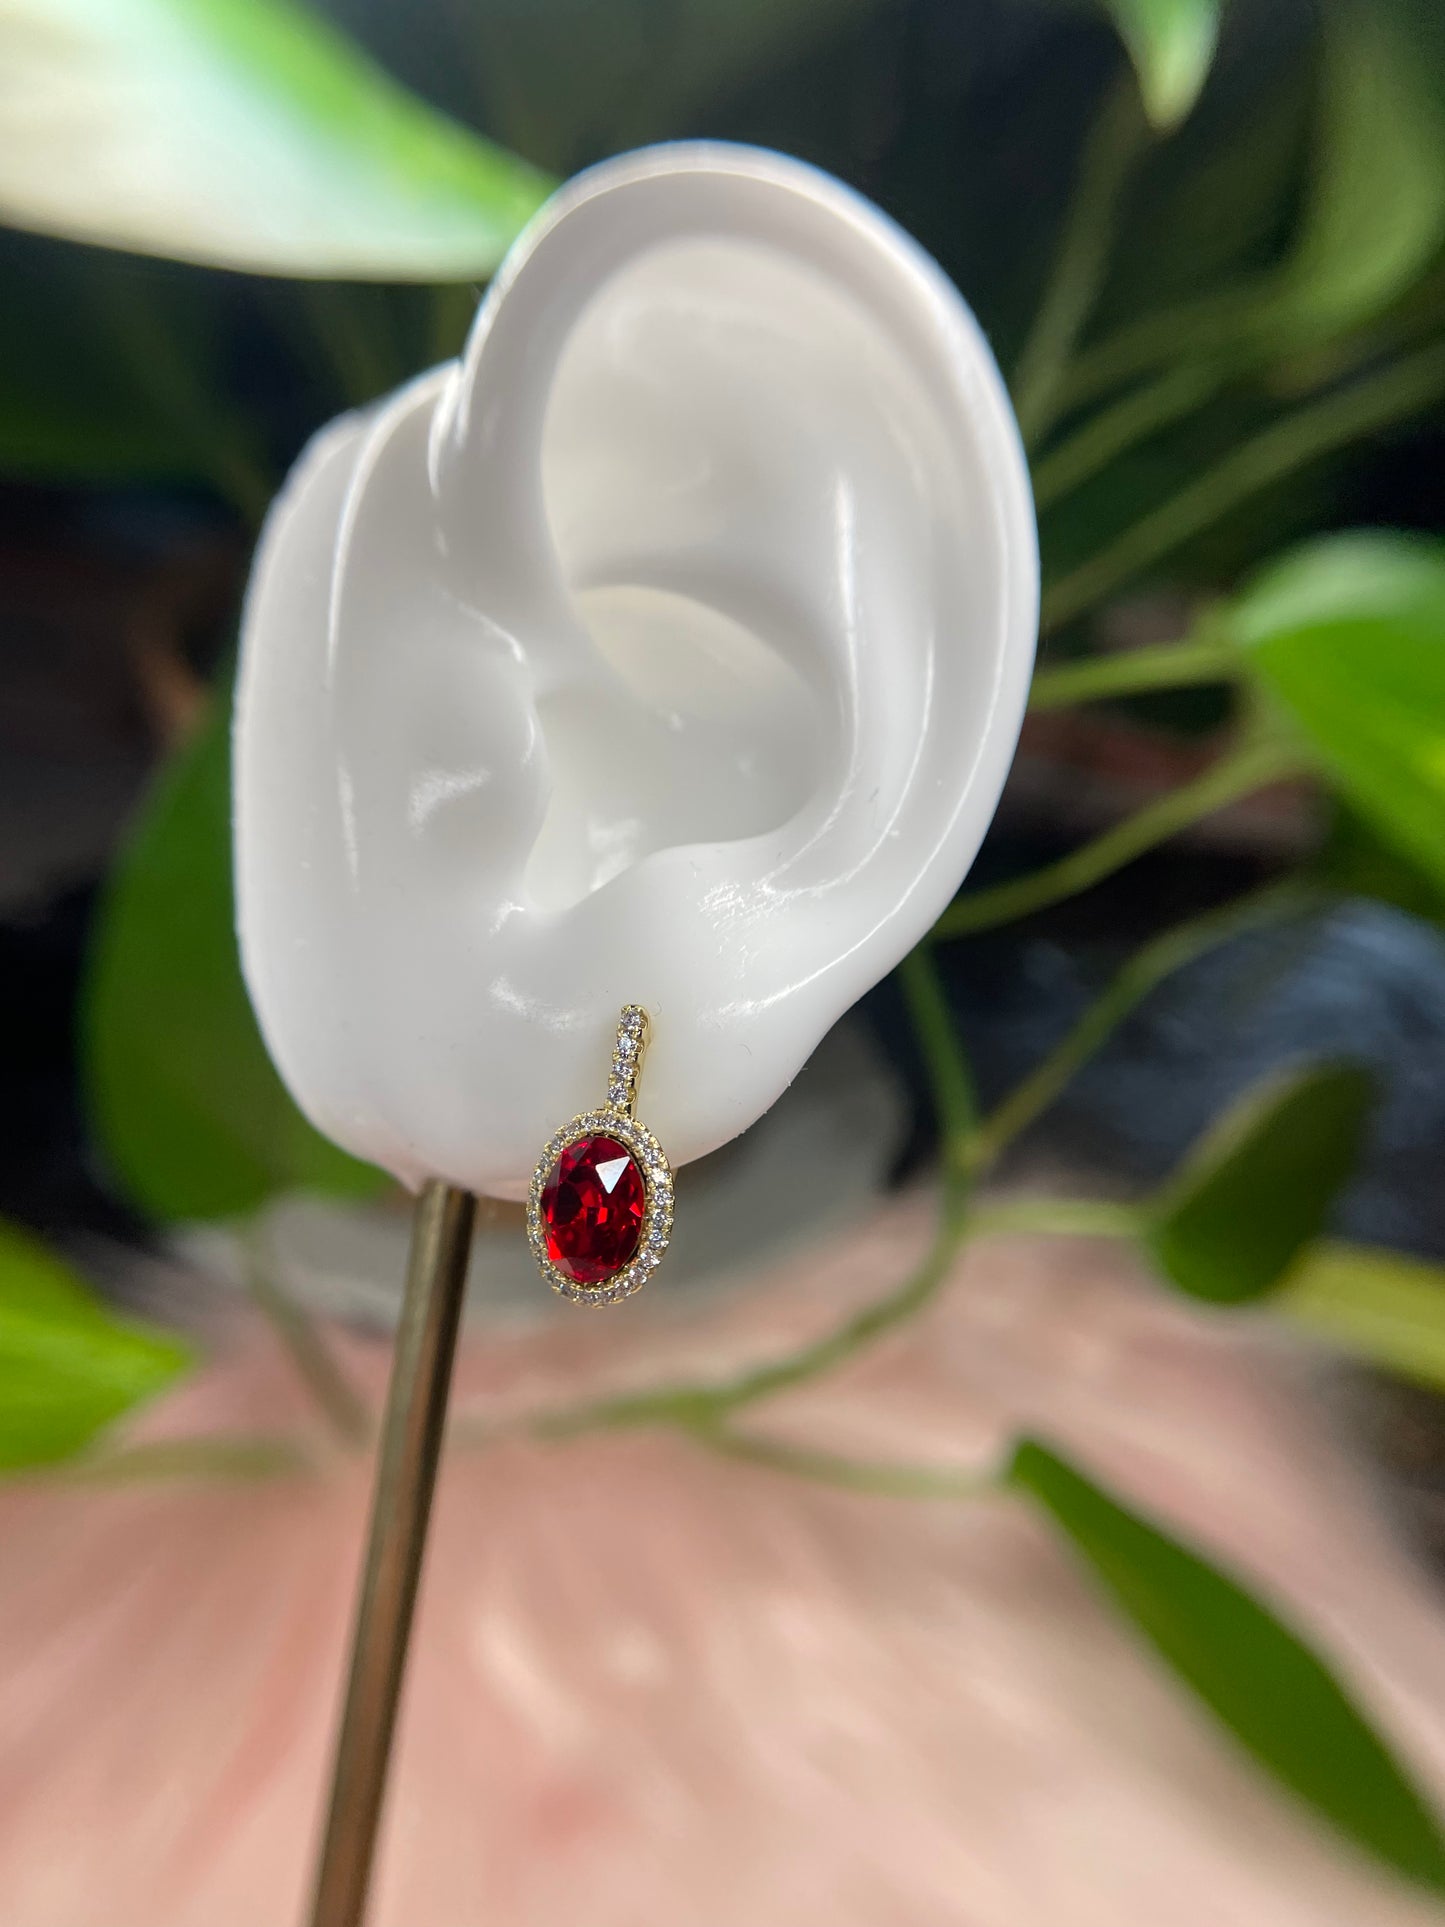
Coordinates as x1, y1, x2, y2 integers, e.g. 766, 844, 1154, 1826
1146, 1060, 1374, 1304
0, 0, 553, 280
1282, 1241, 1445, 1397
1010, 1437, 1445, 1892
0, 1218, 190, 1471
1315, 805, 1445, 932
1094, 26, 1314, 326
1267, 4, 1445, 348
1228, 532, 1445, 895
83, 687, 386, 1222
1097, 0, 1221, 129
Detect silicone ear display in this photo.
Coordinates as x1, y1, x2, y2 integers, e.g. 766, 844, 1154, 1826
234, 142, 1039, 1200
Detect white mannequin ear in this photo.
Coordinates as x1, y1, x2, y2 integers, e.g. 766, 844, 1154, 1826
235, 142, 1037, 1200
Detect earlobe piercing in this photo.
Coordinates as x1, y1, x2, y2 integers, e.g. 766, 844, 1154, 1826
527, 1006, 674, 1304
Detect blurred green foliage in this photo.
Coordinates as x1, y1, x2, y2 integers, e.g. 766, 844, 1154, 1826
1096, 0, 1219, 128
0, 1219, 190, 1470
1, 0, 1445, 1887
1284, 1243, 1445, 1396
1231, 532, 1445, 892
83, 692, 385, 1221
0, 0, 552, 275
1146, 1060, 1375, 1304
1268, 4, 1445, 351
1011, 1438, 1445, 1890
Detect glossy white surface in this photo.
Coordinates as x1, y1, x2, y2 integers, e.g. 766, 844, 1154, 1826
235, 143, 1038, 1199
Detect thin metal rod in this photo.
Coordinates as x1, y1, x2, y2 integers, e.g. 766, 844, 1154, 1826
308, 1180, 477, 1927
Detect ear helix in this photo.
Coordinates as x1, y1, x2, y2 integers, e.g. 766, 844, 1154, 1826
234, 144, 1038, 1205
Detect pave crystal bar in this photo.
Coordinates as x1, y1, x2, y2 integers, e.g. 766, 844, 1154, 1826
606, 1004, 649, 1117
527, 1006, 672, 1305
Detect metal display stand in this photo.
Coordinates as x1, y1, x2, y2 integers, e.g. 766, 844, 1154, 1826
307, 1182, 477, 1927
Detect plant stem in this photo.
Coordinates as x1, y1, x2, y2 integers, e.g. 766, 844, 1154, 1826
899, 944, 978, 1154
243, 1228, 372, 1450
1030, 280, 1445, 548
534, 1173, 974, 1439
106, 270, 274, 524
1040, 341, 1445, 634
697, 1427, 999, 1502
1014, 81, 1146, 444
967, 881, 1311, 1167
517, 1199, 1134, 1454
968, 1196, 1140, 1239
1049, 267, 1445, 449
1280, 1243, 1445, 1396
298, 283, 405, 410
513, 885, 1313, 1451
59, 1435, 312, 1482
934, 735, 1305, 941
1031, 361, 1229, 508
1055, 286, 1268, 416
716, 1175, 972, 1410
1028, 634, 1239, 710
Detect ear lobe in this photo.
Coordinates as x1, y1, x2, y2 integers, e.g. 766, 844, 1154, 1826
236, 143, 1037, 1199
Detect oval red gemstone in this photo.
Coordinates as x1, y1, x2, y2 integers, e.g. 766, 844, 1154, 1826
541, 1134, 646, 1286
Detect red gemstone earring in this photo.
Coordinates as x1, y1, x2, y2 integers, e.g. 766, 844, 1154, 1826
527, 1006, 674, 1304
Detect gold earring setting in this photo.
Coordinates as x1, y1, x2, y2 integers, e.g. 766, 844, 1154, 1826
527, 1006, 674, 1304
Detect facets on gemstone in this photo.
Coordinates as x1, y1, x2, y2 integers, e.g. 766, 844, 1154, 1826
541, 1133, 646, 1288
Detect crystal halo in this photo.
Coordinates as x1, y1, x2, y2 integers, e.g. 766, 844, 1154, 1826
527, 1007, 674, 1305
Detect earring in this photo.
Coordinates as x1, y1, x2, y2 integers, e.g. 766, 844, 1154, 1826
527, 1006, 674, 1304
